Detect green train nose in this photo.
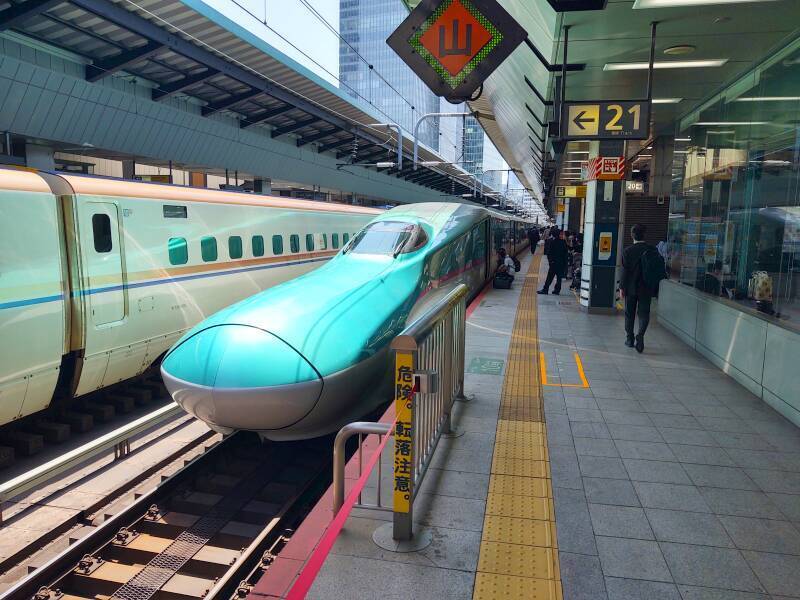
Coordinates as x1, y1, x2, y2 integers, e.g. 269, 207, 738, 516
161, 325, 323, 431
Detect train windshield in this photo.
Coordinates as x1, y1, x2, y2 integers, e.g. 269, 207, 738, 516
345, 221, 427, 256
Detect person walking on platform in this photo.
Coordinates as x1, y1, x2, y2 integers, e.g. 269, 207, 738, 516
538, 227, 568, 295
528, 227, 540, 254
620, 223, 666, 353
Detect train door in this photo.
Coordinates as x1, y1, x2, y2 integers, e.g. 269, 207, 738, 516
475, 219, 489, 281
82, 202, 125, 325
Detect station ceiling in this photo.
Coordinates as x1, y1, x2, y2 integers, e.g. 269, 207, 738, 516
422, 0, 800, 197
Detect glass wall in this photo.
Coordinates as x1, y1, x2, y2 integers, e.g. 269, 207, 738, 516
668, 35, 800, 327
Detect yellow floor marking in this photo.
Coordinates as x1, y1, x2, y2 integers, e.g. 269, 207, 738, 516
478, 541, 560, 579
473, 255, 562, 600
539, 351, 590, 388
474, 573, 562, 600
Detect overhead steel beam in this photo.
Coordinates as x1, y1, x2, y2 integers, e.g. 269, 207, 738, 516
152, 68, 219, 101
0, 0, 64, 32
318, 137, 355, 154
526, 104, 546, 128
524, 38, 584, 72
270, 116, 319, 138
524, 76, 553, 106
239, 103, 294, 128
68, 0, 391, 148
527, 122, 544, 143
86, 40, 164, 82
297, 127, 340, 147
202, 89, 264, 117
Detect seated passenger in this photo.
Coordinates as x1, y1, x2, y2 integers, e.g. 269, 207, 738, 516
696, 260, 729, 298
497, 247, 516, 279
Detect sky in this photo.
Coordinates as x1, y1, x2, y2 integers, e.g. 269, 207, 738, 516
198, 0, 341, 86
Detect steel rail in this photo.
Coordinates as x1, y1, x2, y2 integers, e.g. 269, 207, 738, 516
0, 431, 234, 600
0, 402, 182, 515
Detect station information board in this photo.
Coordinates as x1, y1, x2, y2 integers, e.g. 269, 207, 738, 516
387, 0, 526, 101
562, 100, 650, 140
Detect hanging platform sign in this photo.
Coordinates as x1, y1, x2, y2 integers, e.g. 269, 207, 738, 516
562, 100, 650, 140
387, 0, 527, 101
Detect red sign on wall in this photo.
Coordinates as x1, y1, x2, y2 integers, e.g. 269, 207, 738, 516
588, 156, 625, 181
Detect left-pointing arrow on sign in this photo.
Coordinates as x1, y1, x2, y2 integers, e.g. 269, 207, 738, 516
573, 110, 594, 130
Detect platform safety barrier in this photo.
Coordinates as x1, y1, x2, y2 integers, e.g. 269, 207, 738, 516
332, 283, 468, 542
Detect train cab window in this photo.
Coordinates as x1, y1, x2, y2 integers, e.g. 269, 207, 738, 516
201, 236, 218, 262
332, 233, 339, 249
92, 214, 112, 253
305, 234, 315, 252
168, 237, 188, 265
252, 235, 265, 257
290, 234, 300, 253
228, 236, 243, 260
344, 221, 427, 256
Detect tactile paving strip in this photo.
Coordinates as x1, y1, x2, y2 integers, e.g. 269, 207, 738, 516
473, 256, 562, 600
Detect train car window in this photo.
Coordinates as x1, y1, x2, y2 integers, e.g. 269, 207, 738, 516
290, 234, 300, 253
163, 205, 187, 218
168, 237, 188, 265
92, 214, 112, 253
332, 233, 339, 249
345, 221, 423, 256
343, 233, 350, 244
273, 235, 284, 255
305, 234, 315, 252
228, 236, 243, 259
321, 233, 328, 250
201, 236, 218, 262
252, 235, 265, 257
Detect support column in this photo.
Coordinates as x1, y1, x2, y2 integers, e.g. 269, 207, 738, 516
649, 135, 674, 199
122, 159, 136, 180
580, 140, 625, 313
25, 143, 55, 170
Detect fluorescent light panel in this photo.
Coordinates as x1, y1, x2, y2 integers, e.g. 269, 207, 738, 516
693, 121, 769, 126
604, 59, 727, 71
634, 0, 779, 7
675, 137, 691, 141
735, 96, 800, 102
652, 98, 683, 104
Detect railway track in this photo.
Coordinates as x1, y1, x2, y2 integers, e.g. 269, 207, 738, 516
0, 372, 171, 472
2, 432, 331, 600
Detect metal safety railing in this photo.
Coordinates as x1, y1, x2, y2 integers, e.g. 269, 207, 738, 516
0, 403, 181, 523
332, 283, 468, 543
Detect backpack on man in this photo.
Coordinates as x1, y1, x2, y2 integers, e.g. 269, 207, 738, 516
640, 245, 667, 294
512, 256, 521, 273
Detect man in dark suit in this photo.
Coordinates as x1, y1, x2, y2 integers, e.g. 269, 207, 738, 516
620, 223, 656, 353
528, 227, 540, 254
538, 227, 568, 295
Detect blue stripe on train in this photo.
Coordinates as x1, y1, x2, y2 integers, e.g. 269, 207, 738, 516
0, 256, 329, 311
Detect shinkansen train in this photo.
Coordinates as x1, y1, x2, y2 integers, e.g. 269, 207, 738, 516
0, 168, 381, 428
161, 202, 531, 440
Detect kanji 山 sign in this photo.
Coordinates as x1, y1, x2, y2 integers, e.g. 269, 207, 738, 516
387, 0, 527, 101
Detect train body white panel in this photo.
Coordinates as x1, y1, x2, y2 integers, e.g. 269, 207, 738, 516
0, 183, 67, 423
0, 168, 379, 425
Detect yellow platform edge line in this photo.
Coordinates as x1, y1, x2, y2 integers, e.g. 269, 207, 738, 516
473, 255, 563, 600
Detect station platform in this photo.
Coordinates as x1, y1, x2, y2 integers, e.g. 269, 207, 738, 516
251, 252, 800, 600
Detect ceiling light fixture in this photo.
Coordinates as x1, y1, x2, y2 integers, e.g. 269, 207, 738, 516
706, 130, 736, 134
675, 137, 692, 141
604, 59, 728, 71
664, 45, 695, 55
734, 96, 800, 102
633, 0, 778, 7
653, 98, 683, 104
693, 121, 768, 126
569, 151, 590, 155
